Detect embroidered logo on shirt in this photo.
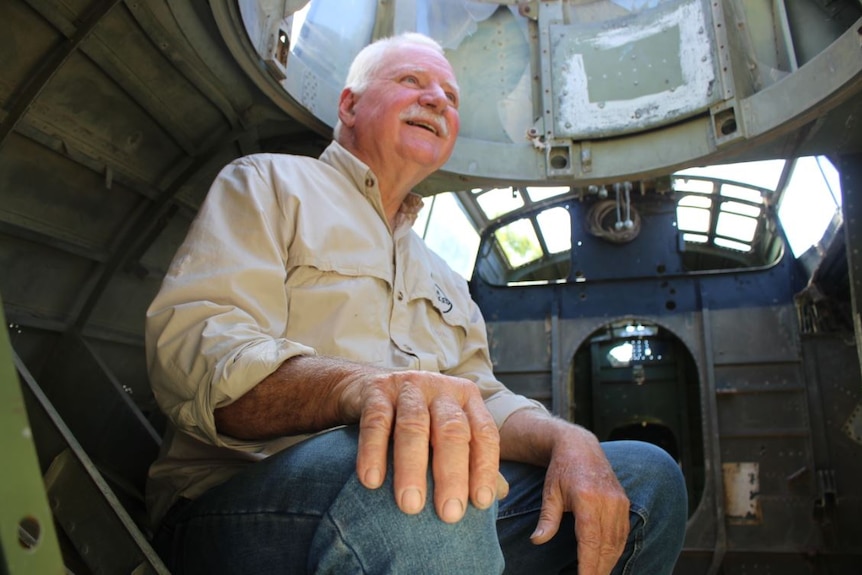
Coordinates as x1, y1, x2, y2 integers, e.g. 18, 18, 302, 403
434, 283, 453, 313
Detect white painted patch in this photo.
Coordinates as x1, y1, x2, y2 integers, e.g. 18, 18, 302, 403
554, 0, 716, 137
722, 461, 762, 524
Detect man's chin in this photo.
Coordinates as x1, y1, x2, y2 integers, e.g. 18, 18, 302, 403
402, 145, 453, 171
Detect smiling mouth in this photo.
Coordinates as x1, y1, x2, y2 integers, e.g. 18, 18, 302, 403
406, 120, 438, 135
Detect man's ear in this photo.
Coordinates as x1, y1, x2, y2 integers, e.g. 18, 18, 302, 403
338, 88, 357, 128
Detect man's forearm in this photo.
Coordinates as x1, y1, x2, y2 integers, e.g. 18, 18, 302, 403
499, 408, 599, 466
213, 355, 384, 440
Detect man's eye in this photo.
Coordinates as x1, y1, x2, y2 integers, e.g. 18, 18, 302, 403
402, 75, 419, 85
446, 93, 458, 105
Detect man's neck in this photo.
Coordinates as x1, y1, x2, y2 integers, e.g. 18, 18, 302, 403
337, 138, 427, 227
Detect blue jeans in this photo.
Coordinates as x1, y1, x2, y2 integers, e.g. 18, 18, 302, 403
154, 426, 686, 574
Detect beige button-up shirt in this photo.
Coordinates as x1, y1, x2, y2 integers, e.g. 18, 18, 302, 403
144, 141, 545, 526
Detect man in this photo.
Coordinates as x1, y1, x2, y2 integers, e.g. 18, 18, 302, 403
146, 32, 686, 574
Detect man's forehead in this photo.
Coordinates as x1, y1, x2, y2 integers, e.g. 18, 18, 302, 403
383, 54, 460, 92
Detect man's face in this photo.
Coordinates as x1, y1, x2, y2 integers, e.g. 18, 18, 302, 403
340, 43, 461, 175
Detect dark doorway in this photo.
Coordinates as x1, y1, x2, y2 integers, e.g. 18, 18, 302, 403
572, 320, 704, 515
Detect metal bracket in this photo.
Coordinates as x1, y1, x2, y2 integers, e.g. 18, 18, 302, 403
814, 468, 838, 523
517, 1, 539, 21
710, 99, 746, 147
580, 141, 593, 174
264, 27, 289, 81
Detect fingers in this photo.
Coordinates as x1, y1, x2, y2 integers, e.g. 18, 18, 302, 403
496, 471, 510, 500
398, 379, 499, 522
355, 385, 395, 490
571, 462, 629, 575
355, 372, 501, 523
463, 394, 501, 510
529, 430, 629, 575
573, 492, 629, 575
532, 481, 629, 575
392, 383, 431, 515
530, 482, 564, 545
429, 396, 470, 522
428, 381, 500, 521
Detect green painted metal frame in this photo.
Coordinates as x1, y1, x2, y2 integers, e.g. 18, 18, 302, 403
0, 297, 64, 575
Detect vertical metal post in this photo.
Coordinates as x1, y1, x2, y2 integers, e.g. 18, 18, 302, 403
839, 154, 862, 386
0, 301, 65, 574
550, 300, 563, 417
772, 0, 799, 71
701, 308, 727, 575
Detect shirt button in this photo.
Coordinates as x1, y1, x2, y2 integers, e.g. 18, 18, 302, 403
365, 177, 375, 187
397, 291, 404, 301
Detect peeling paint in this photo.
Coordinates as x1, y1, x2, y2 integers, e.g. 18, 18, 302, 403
552, 0, 716, 138
722, 462, 762, 524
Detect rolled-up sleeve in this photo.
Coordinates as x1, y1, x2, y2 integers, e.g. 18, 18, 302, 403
145, 156, 315, 447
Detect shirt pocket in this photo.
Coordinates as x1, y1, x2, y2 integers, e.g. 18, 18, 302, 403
409, 281, 472, 370
284, 255, 391, 363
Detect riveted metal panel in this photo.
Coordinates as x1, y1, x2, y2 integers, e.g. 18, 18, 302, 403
549, 0, 718, 139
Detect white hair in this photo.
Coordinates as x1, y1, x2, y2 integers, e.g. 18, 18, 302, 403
344, 32, 445, 94
334, 33, 447, 140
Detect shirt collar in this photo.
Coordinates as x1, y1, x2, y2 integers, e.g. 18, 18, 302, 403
319, 141, 425, 229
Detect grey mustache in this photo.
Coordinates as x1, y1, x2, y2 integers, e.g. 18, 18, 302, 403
400, 106, 449, 138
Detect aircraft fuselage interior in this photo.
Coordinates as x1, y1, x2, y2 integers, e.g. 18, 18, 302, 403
2, 1, 861, 573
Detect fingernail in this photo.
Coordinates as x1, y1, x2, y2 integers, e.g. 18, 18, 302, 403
401, 488, 423, 514
364, 467, 382, 488
476, 486, 494, 508
442, 498, 464, 523
530, 527, 545, 541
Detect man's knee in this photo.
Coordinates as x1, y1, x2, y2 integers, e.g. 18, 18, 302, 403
603, 442, 687, 574
604, 440, 687, 526
311, 459, 504, 574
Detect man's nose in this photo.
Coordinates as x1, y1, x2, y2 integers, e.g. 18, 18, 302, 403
419, 84, 449, 110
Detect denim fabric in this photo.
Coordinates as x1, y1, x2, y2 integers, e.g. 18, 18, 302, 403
154, 427, 686, 574
496, 441, 687, 575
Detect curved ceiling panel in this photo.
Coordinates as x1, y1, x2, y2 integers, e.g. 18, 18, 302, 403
229, 0, 862, 190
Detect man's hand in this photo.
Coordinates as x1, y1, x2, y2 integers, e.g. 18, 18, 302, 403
339, 370, 502, 523
500, 412, 630, 575
215, 357, 503, 524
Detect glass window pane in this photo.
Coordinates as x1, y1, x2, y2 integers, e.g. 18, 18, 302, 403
673, 178, 714, 194
527, 186, 570, 202
721, 184, 763, 204
414, 193, 479, 280
477, 187, 524, 219
679, 195, 712, 208
494, 218, 541, 267
683, 233, 708, 243
715, 237, 752, 252
677, 206, 710, 232
779, 156, 843, 257
288, 4, 311, 45
716, 212, 757, 242
289, 0, 377, 88
721, 200, 761, 218
608, 342, 633, 367
816, 156, 842, 207
536, 207, 571, 254
677, 159, 786, 189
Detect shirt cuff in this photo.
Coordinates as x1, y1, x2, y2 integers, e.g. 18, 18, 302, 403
483, 390, 549, 429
